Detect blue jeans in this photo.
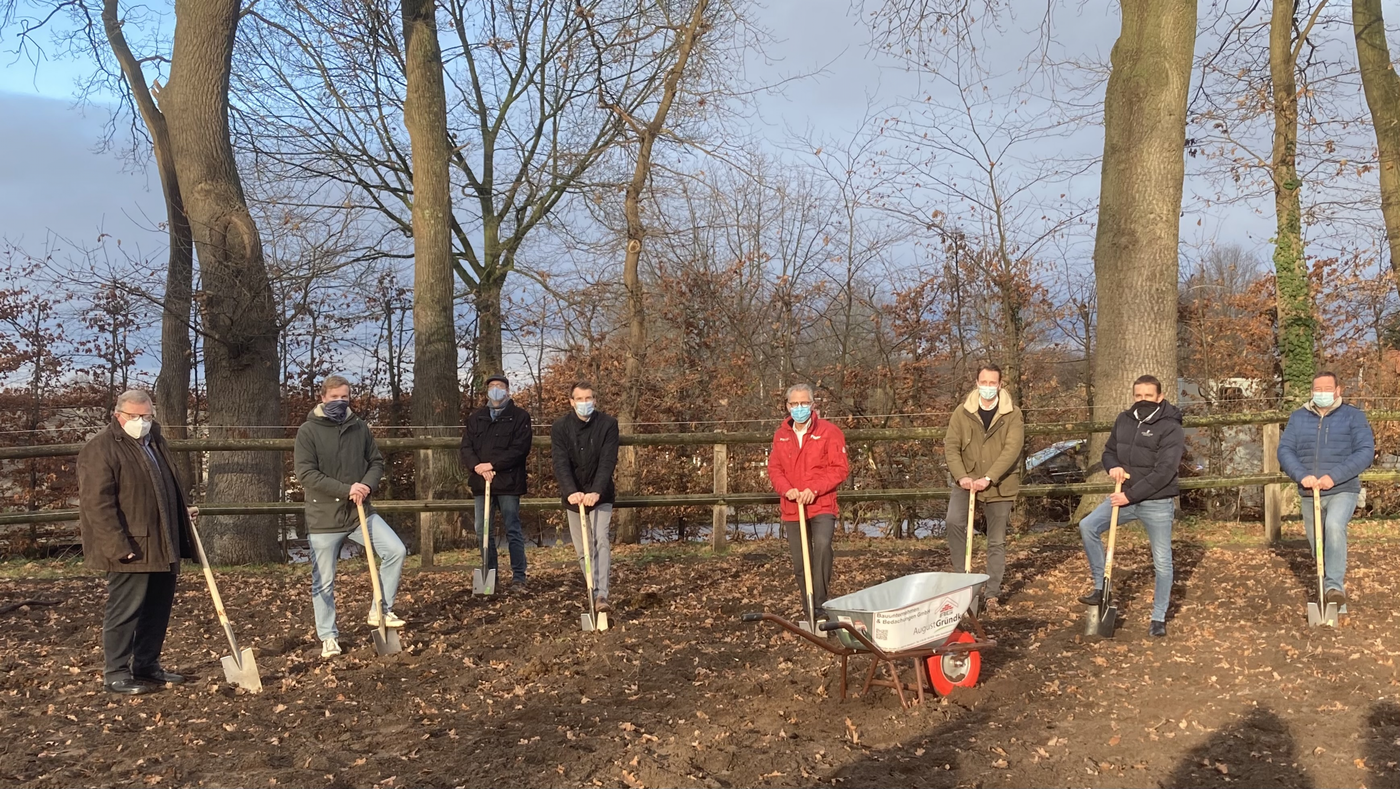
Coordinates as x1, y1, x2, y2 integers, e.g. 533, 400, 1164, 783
1301, 491, 1357, 598
1080, 497, 1174, 622
474, 493, 527, 581
309, 514, 406, 640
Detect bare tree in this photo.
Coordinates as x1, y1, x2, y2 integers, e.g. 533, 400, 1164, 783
1353, 0, 1400, 293
1078, 0, 1196, 518
159, 0, 282, 562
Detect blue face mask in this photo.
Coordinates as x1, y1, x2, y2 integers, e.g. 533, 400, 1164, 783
323, 399, 350, 423
573, 401, 595, 418
789, 404, 812, 424
487, 386, 508, 404
978, 385, 999, 402
1312, 391, 1335, 409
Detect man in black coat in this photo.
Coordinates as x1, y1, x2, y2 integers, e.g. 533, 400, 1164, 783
550, 380, 620, 612
459, 374, 534, 586
78, 389, 196, 695
1077, 374, 1184, 638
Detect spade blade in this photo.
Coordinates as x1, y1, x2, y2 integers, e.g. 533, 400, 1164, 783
371, 626, 402, 656
220, 648, 262, 693
580, 612, 596, 632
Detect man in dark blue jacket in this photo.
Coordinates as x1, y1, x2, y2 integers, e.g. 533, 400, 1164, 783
551, 381, 620, 612
1077, 375, 1184, 638
460, 374, 533, 587
1278, 371, 1374, 612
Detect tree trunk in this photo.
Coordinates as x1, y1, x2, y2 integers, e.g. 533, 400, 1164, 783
612, 0, 709, 544
1354, 0, 1400, 294
403, 0, 463, 554
1074, 0, 1195, 522
159, 0, 282, 563
1272, 0, 1318, 402
474, 263, 505, 385
102, 0, 195, 494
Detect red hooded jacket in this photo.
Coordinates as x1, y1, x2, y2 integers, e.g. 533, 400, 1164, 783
767, 415, 849, 520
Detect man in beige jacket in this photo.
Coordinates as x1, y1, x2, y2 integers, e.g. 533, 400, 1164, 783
944, 364, 1025, 607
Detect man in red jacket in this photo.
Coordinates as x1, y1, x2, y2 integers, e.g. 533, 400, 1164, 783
768, 383, 849, 620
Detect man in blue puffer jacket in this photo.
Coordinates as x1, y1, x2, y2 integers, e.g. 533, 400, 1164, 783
1278, 371, 1375, 612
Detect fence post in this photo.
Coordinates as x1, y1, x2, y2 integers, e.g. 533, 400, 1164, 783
417, 448, 435, 567
711, 435, 728, 552
1262, 422, 1282, 543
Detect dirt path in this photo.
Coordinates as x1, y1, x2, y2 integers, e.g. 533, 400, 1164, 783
1, 523, 1397, 788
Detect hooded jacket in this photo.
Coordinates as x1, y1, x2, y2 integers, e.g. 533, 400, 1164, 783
1102, 400, 1185, 504
550, 410, 620, 508
459, 399, 533, 496
944, 389, 1025, 502
294, 405, 385, 534
767, 415, 849, 520
1278, 400, 1374, 497
78, 421, 194, 573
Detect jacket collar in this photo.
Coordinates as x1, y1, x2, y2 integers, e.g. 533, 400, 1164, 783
1304, 398, 1344, 417
779, 414, 829, 437
961, 389, 1014, 417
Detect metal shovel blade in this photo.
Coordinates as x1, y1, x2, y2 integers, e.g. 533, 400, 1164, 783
1309, 601, 1339, 627
1091, 582, 1117, 638
580, 612, 596, 632
597, 611, 610, 631
472, 568, 497, 596
220, 648, 262, 693
371, 626, 403, 656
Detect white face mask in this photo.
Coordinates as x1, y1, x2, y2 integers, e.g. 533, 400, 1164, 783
122, 417, 151, 439
978, 385, 999, 402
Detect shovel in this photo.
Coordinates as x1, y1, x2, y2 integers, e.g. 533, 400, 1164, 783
1087, 476, 1127, 638
188, 513, 262, 692
577, 501, 609, 632
472, 478, 497, 596
356, 502, 402, 656
965, 489, 982, 614
1307, 488, 1339, 627
796, 500, 818, 634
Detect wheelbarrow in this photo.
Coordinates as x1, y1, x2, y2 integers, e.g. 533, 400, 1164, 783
742, 571, 995, 708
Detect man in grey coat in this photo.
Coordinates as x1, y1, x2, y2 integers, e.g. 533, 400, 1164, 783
78, 389, 196, 694
294, 375, 406, 658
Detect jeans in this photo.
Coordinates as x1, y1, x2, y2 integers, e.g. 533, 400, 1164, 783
309, 514, 406, 640
1080, 497, 1174, 622
103, 569, 178, 682
785, 513, 836, 615
566, 504, 612, 599
475, 493, 527, 581
945, 487, 1013, 598
1301, 491, 1357, 598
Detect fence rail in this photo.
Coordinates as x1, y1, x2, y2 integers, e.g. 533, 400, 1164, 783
7, 410, 1395, 461
3, 411, 1397, 552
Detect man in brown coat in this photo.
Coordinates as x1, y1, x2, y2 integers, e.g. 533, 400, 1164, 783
944, 364, 1025, 607
78, 390, 196, 695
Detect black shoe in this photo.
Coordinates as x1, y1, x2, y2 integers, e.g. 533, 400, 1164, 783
1078, 588, 1103, 606
105, 678, 161, 695
1324, 588, 1347, 607
134, 670, 186, 685
1149, 620, 1167, 638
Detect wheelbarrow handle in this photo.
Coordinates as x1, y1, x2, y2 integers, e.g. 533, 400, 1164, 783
740, 612, 764, 622
818, 620, 842, 632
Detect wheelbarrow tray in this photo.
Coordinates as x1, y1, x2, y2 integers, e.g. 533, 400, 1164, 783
824, 571, 989, 653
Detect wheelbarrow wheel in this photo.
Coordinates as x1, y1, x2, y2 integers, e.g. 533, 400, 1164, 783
927, 629, 981, 696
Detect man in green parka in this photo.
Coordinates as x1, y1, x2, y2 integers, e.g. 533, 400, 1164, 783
944, 364, 1025, 607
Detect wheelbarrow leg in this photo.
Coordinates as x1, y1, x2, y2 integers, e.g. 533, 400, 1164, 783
912, 657, 926, 706
885, 660, 909, 709
838, 654, 849, 701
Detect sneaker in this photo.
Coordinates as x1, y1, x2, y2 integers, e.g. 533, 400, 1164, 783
1149, 620, 1167, 638
367, 610, 406, 628
1078, 588, 1103, 606
595, 597, 613, 614
321, 638, 342, 658
1324, 588, 1347, 608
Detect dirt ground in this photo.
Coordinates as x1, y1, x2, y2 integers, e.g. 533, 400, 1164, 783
2, 519, 1398, 789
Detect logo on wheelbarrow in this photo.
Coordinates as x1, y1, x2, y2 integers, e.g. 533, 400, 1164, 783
939, 600, 957, 618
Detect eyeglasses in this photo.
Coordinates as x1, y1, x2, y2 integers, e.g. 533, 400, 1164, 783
118, 411, 155, 423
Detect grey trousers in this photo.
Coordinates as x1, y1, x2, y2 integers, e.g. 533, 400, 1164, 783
566, 503, 612, 598
945, 487, 1013, 598
784, 513, 836, 615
